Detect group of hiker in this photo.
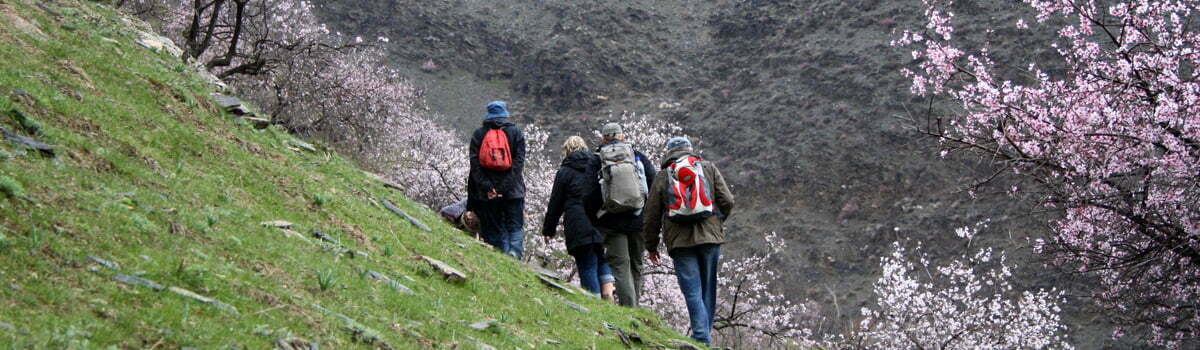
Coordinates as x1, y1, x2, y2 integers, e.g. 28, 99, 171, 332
440, 101, 735, 346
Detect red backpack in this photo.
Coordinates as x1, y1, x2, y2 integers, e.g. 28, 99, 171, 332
479, 129, 512, 171
665, 155, 716, 223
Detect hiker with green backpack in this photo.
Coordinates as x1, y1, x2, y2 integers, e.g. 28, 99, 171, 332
589, 122, 657, 306
467, 101, 527, 259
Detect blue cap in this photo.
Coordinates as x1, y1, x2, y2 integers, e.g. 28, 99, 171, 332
485, 101, 510, 119
666, 137, 692, 151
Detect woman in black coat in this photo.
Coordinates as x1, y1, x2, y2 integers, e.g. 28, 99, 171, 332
542, 136, 615, 297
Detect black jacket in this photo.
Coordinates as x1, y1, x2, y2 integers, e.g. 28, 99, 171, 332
542, 151, 604, 253
588, 141, 657, 234
467, 117, 526, 210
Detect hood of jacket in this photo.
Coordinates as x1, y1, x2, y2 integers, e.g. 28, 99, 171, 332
561, 150, 593, 171
660, 149, 700, 169
482, 117, 515, 129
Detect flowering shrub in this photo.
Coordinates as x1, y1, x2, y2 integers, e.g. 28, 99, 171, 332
847, 241, 1072, 350
895, 1, 1200, 347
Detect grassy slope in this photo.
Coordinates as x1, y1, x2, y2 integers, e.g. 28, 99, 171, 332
0, 1, 691, 348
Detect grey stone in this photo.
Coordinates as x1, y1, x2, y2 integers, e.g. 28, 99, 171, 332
114, 274, 165, 291
260, 220, 294, 229
8, 284, 20, 291
669, 340, 702, 350
1, 126, 54, 157
538, 275, 575, 295
34, 3, 60, 17
562, 300, 589, 313
365, 271, 414, 294
474, 341, 496, 350
140, 255, 152, 262
88, 255, 120, 270
275, 337, 318, 350
462, 336, 496, 350
421, 256, 468, 283
311, 229, 338, 244
606, 323, 644, 347
381, 198, 431, 232
2, 11, 47, 39
136, 30, 183, 58
311, 304, 392, 350
193, 64, 228, 91
168, 286, 239, 315
530, 265, 564, 281
242, 116, 271, 129
288, 139, 317, 152
209, 94, 253, 115
362, 171, 405, 191
212, 94, 241, 108
345, 250, 369, 259
279, 229, 312, 244
0, 321, 16, 332
11, 109, 41, 135
469, 320, 496, 331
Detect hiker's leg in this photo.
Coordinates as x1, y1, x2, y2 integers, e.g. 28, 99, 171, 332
604, 230, 638, 307
475, 203, 506, 252
570, 244, 602, 295
671, 247, 710, 346
504, 199, 526, 259
697, 243, 722, 335
627, 230, 646, 303
597, 244, 615, 290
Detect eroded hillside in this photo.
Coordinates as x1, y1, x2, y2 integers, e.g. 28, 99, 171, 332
0, 1, 694, 348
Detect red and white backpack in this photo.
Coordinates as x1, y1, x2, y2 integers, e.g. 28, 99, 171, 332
665, 155, 716, 223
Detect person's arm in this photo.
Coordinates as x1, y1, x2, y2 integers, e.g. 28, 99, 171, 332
466, 129, 483, 211
584, 153, 603, 219
708, 163, 735, 221
511, 126, 527, 176
541, 170, 568, 238
642, 171, 667, 252
636, 150, 657, 188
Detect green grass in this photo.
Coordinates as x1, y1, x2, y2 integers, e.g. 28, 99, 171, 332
0, 1, 692, 348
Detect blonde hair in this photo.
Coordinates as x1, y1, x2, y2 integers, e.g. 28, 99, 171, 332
562, 136, 588, 157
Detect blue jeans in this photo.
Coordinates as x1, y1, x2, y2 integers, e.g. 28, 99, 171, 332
671, 243, 721, 346
477, 198, 525, 259
570, 243, 615, 296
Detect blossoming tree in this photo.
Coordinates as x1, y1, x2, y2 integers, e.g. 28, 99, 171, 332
850, 242, 1072, 350
894, 0, 1200, 347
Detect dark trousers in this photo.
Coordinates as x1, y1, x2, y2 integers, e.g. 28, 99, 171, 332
671, 243, 722, 346
601, 228, 644, 307
569, 243, 614, 295
476, 198, 525, 259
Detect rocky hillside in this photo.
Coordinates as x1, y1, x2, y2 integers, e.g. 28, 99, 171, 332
317, 0, 1125, 347
0, 1, 695, 348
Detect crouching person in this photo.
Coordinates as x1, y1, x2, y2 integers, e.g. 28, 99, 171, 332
542, 136, 615, 296
439, 199, 480, 235
643, 137, 735, 347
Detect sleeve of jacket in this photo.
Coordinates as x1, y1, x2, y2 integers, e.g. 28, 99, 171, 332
642, 170, 668, 252
466, 129, 483, 211
584, 154, 603, 219
541, 169, 568, 238
510, 126, 527, 176
636, 150, 657, 188
708, 163, 735, 220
